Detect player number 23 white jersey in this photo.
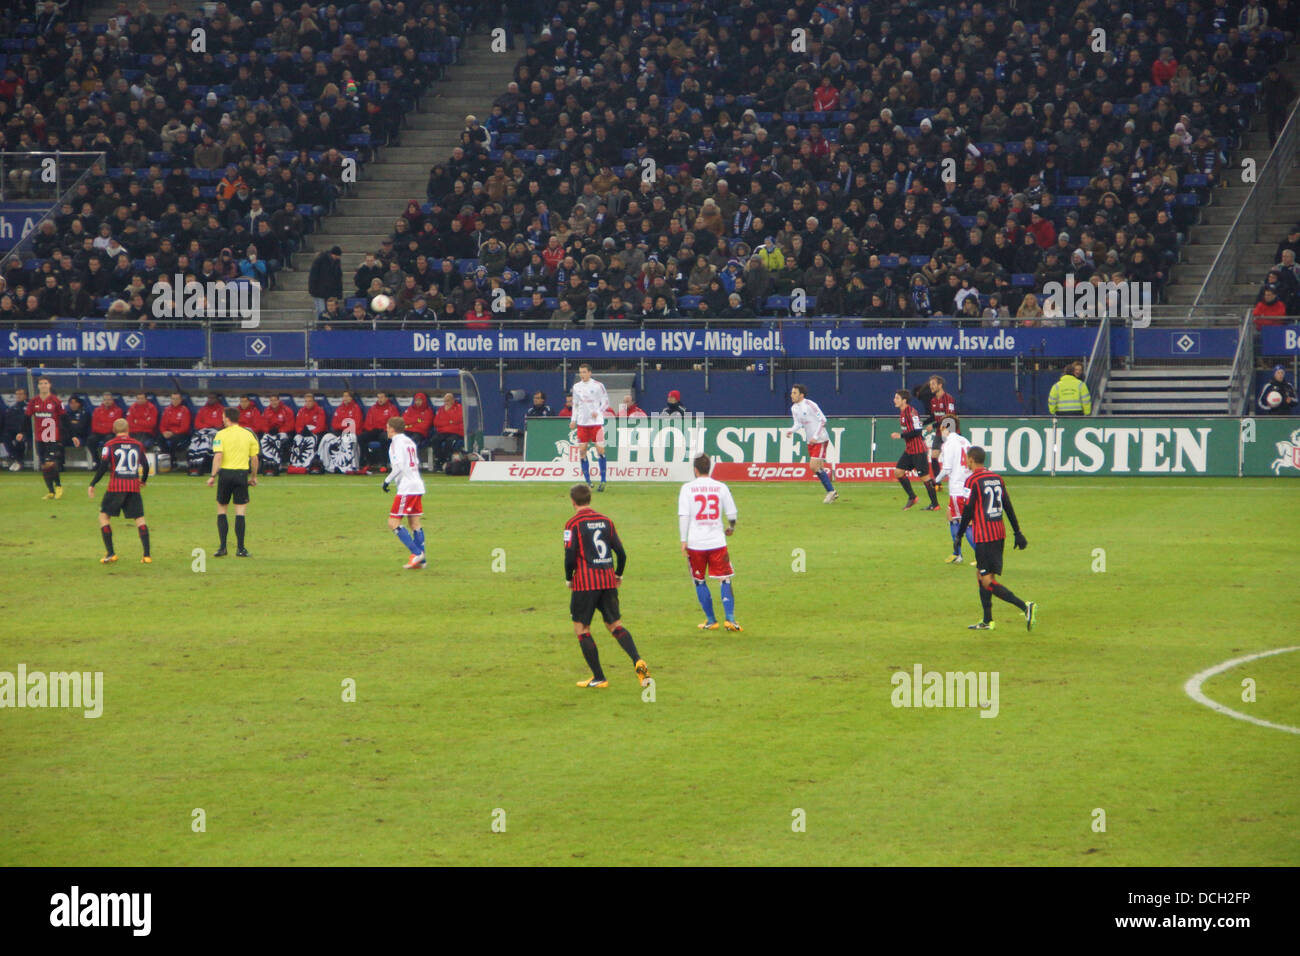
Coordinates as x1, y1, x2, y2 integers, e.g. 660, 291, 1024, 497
678, 476, 738, 550
571, 379, 609, 427
791, 398, 829, 445
388, 433, 427, 496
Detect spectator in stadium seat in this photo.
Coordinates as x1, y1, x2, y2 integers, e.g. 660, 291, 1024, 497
1253, 287, 1289, 326
361, 391, 402, 473
526, 392, 552, 417
402, 392, 434, 449
159, 392, 192, 468
317, 297, 346, 329
1048, 363, 1093, 416
236, 395, 265, 436
90, 393, 125, 459
309, 247, 343, 318
432, 392, 465, 471
127, 393, 160, 449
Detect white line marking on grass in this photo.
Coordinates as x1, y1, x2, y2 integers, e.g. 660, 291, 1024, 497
1184, 646, 1300, 735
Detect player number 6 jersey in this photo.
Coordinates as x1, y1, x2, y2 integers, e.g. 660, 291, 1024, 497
678, 476, 738, 550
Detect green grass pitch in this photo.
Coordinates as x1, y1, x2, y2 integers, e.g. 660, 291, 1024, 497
0, 472, 1296, 866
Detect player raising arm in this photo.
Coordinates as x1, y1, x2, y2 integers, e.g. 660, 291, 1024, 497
955, 446, 1037, 631
564, 484, 649, 689
788, 383, 837, 503
678, 454, 742, 632
933, 417, 974, 564
570, 363, 610, 491
88, 418, 151, 564
382, 417, 427, 569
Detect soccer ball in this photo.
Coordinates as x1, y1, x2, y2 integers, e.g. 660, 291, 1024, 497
1266, 389, 1283, 408
371, 294, 393, 313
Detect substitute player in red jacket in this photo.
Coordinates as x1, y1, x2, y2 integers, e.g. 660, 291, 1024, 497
891, 389, 939, 510
563, 483, 650, 689
288, 392, 327, 473
88, 418, 152, 564
955, 446, 1037, 631
27, 376, 69, 499
89, 392, 125, 459
236, 395, 265, 434
259, 393, 295, 474
361, 391, 402, 472
126, 392, 159, 448
402, 391, 433, 446
159, 392, 192, 467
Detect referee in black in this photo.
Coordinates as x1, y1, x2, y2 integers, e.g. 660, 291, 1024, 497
207, 405, 259, 556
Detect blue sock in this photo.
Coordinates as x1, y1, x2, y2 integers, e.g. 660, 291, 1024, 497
950, 521, 961, 555
817, 468, 833, 491
580, 457, 590, 483
720, 579, 736, 621
598, 454, 607, 482
965, 526, 976, 550
394, 526, 419, 555
414, 528, 425, 551
695, 580, 715, 622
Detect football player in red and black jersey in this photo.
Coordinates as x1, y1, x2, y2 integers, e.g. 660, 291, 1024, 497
921, 375, 957, 480
955, 446, 1036, 631
27, 376, 73, 499
563, 483, 650, 689
890, 390, 939, 511
88, 419, 152, 564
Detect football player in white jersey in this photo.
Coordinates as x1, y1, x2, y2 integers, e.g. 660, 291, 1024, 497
678, 454, 742, 631
383, 417, 428, 569
787, 383, 838, 503
570, 362, 610, 491
933, 416, 975, 564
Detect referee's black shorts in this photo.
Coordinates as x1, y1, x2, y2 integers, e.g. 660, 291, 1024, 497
216, 468, 250, 505
570, 588, 621, 627
101, 491, 144, 519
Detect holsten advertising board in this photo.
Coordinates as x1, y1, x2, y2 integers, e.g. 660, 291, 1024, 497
508, 415, 1300, 480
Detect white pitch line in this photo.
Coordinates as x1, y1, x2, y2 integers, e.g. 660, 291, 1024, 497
1183, 646, 1300, 735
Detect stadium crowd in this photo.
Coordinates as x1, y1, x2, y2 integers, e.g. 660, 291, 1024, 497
0, 0, 1294, 331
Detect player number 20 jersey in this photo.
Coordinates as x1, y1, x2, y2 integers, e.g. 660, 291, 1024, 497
678, 476, 738, 550
570, 379, 609, 427
388, 433, 426, 496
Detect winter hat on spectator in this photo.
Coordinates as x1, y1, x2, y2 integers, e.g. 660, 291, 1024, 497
668, 390, 681, 402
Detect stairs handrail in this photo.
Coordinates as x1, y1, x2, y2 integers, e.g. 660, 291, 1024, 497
1226, 310, 1256, 416
1190, 94, 1300, 313
1084, 313, 1110, 415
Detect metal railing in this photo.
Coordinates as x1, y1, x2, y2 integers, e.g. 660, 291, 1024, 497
0, 151, 107, 273
1191, 96, 1300, 313
1084, 314, 1111, 415
1225, 310, 1257, 416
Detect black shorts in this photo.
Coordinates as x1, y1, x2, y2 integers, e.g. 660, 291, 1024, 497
570, 588, 621, 627
929, 430, 944, 452
896, 451, 930, 475
37, 441, 63, 466
974, 539, 1005, 576
216, 468, 250, 505
101, 491, 144, 519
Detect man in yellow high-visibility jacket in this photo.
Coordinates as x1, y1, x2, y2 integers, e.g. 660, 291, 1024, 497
1048, 362, 1093, 415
